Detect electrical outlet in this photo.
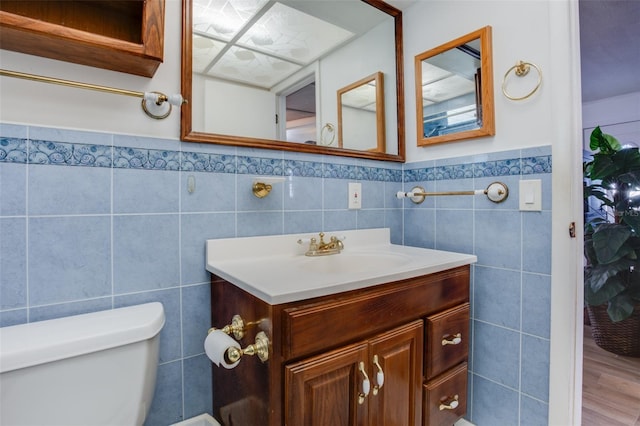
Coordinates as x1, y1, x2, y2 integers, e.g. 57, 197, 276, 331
348, 182, 362, 209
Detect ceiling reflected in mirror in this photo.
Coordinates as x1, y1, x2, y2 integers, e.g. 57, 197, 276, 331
192, 0, 355, 89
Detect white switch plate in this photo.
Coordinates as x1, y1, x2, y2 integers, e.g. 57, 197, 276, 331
519, 179, 542, 211
348, 182, 362, 209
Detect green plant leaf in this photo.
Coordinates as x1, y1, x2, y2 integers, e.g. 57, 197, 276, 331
593, 224, 632, 263
588, 154, 620, 180
607, 291, 636, 322
585, 264, 629, 295
589, 126, 621, 154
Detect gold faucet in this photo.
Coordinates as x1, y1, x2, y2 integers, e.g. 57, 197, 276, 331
301, 232, 344, 256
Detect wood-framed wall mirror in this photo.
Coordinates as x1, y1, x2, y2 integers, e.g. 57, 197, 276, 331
337, 71, 385, 152
181, 0, 405, 162
415, 26, 494, 147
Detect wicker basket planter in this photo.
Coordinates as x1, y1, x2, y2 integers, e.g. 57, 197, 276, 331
586, 303, 640, 357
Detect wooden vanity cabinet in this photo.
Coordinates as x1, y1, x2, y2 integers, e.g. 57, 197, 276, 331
210, 265, 471, 426
0, 0, 164, 77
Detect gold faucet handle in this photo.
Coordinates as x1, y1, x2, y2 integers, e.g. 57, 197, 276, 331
318, 232, 326, 245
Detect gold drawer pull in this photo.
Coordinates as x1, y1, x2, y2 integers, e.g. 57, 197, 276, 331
439, 394, 459, 411
372, 354, 384, 395
357, 361, 370, 405
441, 333, 462, 346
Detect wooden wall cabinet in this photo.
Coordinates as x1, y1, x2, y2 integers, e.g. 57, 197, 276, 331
211, 265, 471, 426
0, 0, 164, 77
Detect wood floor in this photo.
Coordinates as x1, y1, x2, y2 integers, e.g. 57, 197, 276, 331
582, 326, 640, 425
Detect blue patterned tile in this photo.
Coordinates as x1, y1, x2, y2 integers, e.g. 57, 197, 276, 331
1, 218, 26, 310
284, 211, 323, 234
523, 211, 552, 274
181, 213, 235, 285
521, 335, 550, 401
181, 172, 236, 213
473, 266, 521, 329
0, 137, 27, 163
29, 297, 112, 322
435, 209, 474, 254
183, 355, 213, 419
29, 165, 111, 215
237, 212, 283, 237
362, 180, 385, 209
236, 156, 284, 175
29, 140, 112, 167
208, 153, 237, 173
0, 309, 27, 327
113, 146, 179, 170
323, 163, 357, 179
1, 163, 26, 215
0, 123, 27, 139
520, 395, 549, 426
28, 216, 111, 305
473, 321, 520, 389
403, 209, 435, 249
474, 210, 522, 270
522, 155, 552, 174
323, 210, 357, 232
182, 284, 211, 357
114, 169, 179, 214
144, 360, 184, 426
30, 126, 111, 146
285, 159, 323, 177
471, 375, 519, 426
357, 209, 385, 229
113, 214, 180, 293
284, 177, 323, 210
522, 273, 551, 338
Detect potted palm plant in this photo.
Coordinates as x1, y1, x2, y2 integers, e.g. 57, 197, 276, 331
583, 126, 640, 357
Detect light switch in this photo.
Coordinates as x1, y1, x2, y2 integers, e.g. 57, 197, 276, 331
348, 182, 362, 209
519, 179, 542, 211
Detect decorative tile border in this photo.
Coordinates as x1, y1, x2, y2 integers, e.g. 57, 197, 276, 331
404, 155, 552, 183
0, 137, 399, 182
0, 136, 551, 183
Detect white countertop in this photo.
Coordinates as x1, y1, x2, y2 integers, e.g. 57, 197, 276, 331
206, 228, 477, 304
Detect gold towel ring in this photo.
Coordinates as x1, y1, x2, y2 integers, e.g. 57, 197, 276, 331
321, 123, 336, 146
502, 61, 542, 101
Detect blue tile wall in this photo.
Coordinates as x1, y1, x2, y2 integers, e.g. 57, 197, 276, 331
0, 122, 403, 425
1, 122, 551, 426
403, 146, 552, 426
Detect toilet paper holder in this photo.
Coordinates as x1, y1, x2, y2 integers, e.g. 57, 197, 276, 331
209, 314, 258, 341
225, 331, 270, 364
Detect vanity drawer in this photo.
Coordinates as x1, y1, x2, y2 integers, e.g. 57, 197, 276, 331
281, 267, 470, 360
423, 362, 467, 426
425, 303, 469, 380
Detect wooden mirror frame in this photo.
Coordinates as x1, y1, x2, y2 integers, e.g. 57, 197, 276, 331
180, 0, 405, 162
415, 26, 494, 147
337, 71, 385, 153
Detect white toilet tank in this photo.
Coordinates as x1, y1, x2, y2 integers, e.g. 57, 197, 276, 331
0, 302, 165, 426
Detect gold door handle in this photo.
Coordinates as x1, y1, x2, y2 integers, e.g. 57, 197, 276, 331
442, 333, 462, 346
357, 361, 370, 405
439, 394, 459, 411
372, 355, 384, 395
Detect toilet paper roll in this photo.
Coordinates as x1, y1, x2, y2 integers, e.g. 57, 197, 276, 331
204, 330, 241, 369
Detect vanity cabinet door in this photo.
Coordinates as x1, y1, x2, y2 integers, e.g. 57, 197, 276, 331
369, 320, 423, 426
285, 320, 423, 426
285, 342, 369, 426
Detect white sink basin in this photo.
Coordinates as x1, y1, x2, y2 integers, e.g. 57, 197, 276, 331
206, 228, 476, 304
